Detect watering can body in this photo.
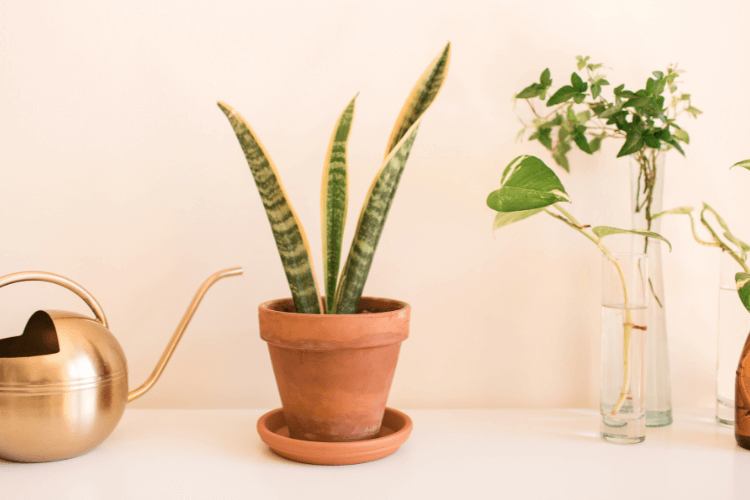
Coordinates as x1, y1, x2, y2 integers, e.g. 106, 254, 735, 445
0, 268, 241, 462
0, 310, 129, 462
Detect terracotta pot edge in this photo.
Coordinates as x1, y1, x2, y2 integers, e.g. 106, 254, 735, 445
258, 296, 411, 317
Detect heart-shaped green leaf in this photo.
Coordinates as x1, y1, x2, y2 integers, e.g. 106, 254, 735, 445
591, 226, 672, 251
487, 155, 571, 213
736, 273, 750, 314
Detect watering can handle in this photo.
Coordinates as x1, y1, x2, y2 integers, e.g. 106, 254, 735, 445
0, 271, 108, 328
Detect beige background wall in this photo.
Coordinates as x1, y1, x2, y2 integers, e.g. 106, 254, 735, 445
0, 0, 748, 409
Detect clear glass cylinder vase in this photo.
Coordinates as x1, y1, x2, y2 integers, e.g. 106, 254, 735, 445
601, 252, 649, 444
716, 252, 750, 426
630, 152, 672, 427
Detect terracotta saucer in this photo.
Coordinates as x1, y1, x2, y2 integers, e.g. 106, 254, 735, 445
257, 407, 413, 465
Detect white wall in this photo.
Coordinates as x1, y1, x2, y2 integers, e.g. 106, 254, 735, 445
0, 0, 748, 409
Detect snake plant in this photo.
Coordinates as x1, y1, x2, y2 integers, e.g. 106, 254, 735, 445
220, 43, 450, 314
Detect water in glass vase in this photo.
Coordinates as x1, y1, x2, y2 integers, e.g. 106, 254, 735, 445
717, 284, 750, 426
601, 303, 647, 444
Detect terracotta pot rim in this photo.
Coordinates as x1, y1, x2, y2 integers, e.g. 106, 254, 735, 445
259, 296, 410, 317
258, 296, 411, 350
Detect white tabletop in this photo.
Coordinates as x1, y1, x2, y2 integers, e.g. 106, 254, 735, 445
1, 408, 747, 499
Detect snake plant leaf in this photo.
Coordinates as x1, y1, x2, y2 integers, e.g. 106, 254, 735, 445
332, 123, 422, 314
486, 155, 571, 213
384, 42, 450, 156
493, 208, 544, 231
737, 273, 750, 313
591, 226, 672, 251
218, 101, 323, 314
330, 44, 451, 314
321, 96, 356, 312
731, 159, 750, 170
652, 206, 693, 220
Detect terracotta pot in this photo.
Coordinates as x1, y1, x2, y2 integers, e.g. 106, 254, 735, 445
259, 297, 410, 442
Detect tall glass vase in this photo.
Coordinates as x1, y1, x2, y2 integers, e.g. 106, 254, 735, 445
716, 252, 750, 426
601, 253, 649, 444
630, 151, 672, 427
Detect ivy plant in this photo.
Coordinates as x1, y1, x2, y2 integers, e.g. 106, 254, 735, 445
487, 155, 671, 416
218, 44, 450, 314
514, 57, 700, 248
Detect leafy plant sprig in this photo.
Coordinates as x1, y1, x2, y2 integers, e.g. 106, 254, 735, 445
220, 43, 450, 314
514, 57, 700, 253
487, 155, 671, 415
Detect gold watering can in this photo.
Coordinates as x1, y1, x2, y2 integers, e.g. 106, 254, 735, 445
0, 267, 242, 463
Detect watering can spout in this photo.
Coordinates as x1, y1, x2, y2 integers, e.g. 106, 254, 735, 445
127, 267, 243, 403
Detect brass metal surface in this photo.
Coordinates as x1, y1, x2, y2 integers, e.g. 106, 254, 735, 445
0, 268, 242, 462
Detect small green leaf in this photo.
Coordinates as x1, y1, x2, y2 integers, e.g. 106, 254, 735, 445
736, 273, 750, 314
517, 83, 543, 99
493, 208, 543, 230
617, 132, 645, 157
573, 128, 592, 154
540, 68, 552, 87
731, 159, 750, 170
589, 137, 602, 153
642, 133, 660, 149
591, 226, 672, 251
547, 86, 580, 106
588, 63, 603, 71
652, 71, 664, 80
623, 96, 651, 109
686, 106, 702, 118
665, 138, 685, 156
598, 105, 622, 119
537, 127, 553, 150
488, 155, 571, 212
576, 56, 590, 71
671, 129, 689, 144
552, 151, 570, 172
571, 72, 584, 90
576, 110, 591, 123
591, 84, 601, 99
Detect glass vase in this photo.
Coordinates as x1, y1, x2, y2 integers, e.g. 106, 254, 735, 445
630, 151, 672, 427
601, 252, 649, 444
716, 252, 750, 426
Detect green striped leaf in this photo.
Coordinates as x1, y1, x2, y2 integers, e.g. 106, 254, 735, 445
332, 123, 421, 314
384, 42, 450, 157
731, 159, 750, 170
737, 273, 750, 313
331, 44, 451, 314
321, 96, 356, 312
218, 101, 323, 314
